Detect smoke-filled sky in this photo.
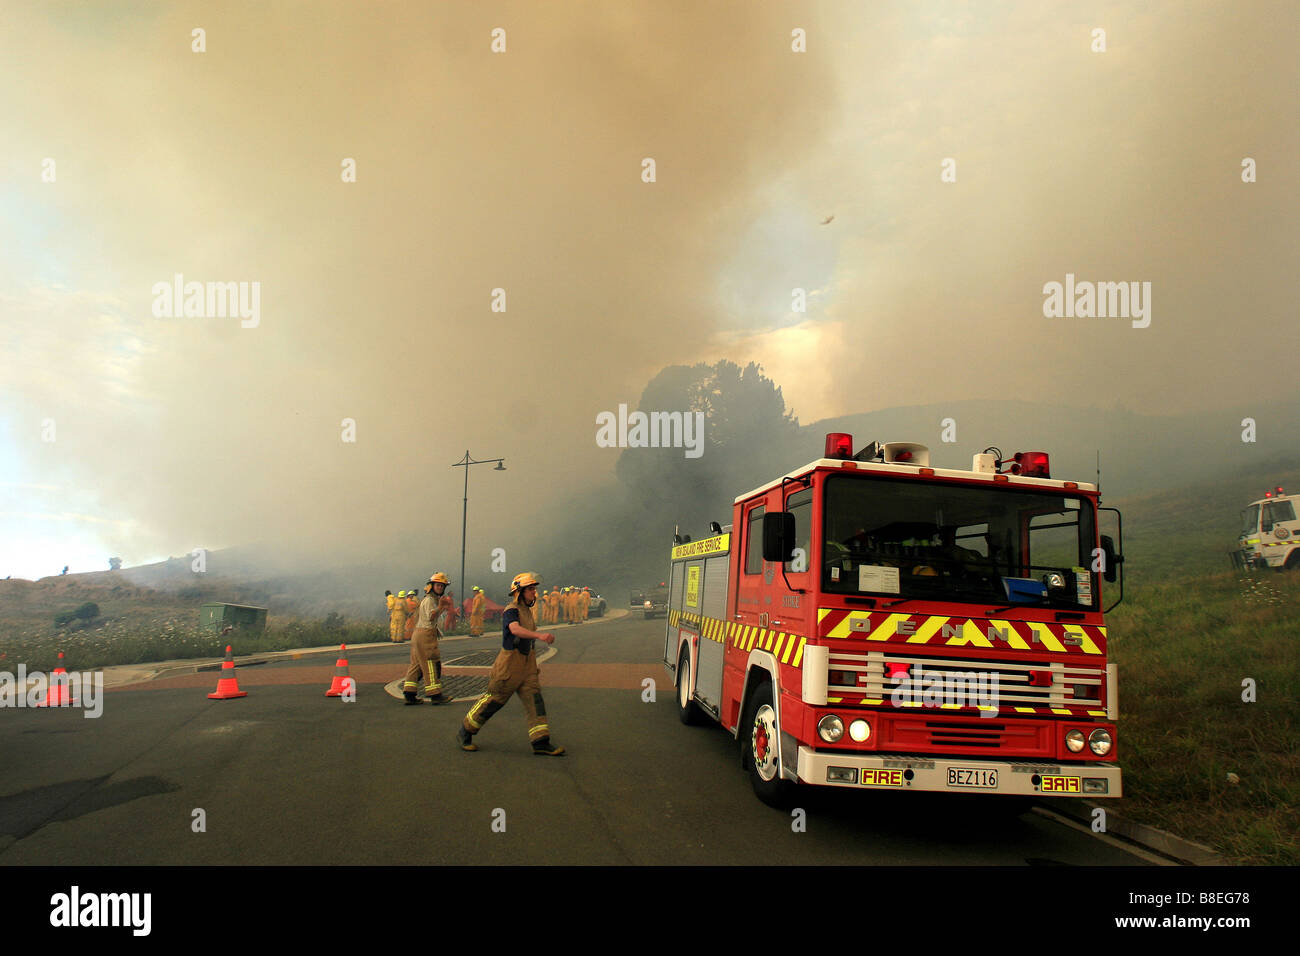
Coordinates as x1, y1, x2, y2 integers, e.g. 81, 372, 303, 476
1, 1, 1295, 581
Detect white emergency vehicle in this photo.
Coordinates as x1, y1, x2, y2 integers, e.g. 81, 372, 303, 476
1235, 486, 1300, 571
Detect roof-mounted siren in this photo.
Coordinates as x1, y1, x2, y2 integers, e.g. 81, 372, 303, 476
1004, 451, 1051, 479
882, 442, 930, 467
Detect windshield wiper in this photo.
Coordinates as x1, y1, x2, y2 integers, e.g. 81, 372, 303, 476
880, 598, 920, 610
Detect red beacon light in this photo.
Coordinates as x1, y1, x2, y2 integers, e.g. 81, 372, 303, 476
825, 433, 854, 460
1009, 451, 1051, 478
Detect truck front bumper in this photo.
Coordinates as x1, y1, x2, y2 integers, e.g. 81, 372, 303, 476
797, 747, 1122, 798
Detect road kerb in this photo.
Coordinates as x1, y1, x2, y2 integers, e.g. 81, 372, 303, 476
1033, 799, 1223, 865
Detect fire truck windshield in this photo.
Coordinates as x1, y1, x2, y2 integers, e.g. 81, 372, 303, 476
821, 474, 1099, 609
1241, 504, 1260, 535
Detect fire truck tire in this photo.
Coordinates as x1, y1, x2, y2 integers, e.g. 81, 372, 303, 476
742, 681, 796, 808
676, 648, 704, 725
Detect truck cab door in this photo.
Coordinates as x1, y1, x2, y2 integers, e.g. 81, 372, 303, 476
734, 500, 767, 640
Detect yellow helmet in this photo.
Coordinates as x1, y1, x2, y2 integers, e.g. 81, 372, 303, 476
912, 566, 939, 577
430, 572, 450, 585
398, 589, 407, 598
511, 571, 541, 594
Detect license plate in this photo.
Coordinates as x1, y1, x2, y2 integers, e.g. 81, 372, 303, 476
947, 767, 999, 789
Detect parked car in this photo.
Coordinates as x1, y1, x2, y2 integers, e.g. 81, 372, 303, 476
642, 584, 668, 619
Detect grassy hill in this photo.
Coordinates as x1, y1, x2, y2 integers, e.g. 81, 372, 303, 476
0, 574, 382, 671
1101, 467, 1300, 863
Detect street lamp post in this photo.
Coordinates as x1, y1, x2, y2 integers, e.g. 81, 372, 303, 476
452, 450, 506, 625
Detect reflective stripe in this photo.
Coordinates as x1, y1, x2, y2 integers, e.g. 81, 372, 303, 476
868, 613, 912, 642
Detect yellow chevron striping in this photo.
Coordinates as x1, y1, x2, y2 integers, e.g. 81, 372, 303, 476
1026, 622, 1065, 653
1062, 623, 1101, 655
948, 619, 994, 648
827, 611, 864, 639
910, 615, 949, 644
867, 613, 912, 642
987, 619, 1030, 650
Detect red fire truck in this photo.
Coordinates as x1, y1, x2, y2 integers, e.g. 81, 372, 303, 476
663, 435, 1125, 806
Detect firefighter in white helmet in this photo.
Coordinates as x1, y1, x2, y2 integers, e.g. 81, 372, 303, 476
402, 572, 451, 704
457, 571, 564, 755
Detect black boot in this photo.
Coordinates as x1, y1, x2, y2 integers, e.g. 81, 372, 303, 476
403, 690, 424, 705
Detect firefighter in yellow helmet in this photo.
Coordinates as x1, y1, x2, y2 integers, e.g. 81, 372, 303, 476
401, 573, 451, 704
469, 585, 486, 636
403, 588, 419, 642
390, 590, 407, 643
577, 585, 590, 623
458, 571, 563, 755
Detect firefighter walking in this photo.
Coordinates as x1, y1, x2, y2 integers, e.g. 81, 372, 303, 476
402, 573, 451, 705
457, 572, 564, 755
469, 585, 486, 636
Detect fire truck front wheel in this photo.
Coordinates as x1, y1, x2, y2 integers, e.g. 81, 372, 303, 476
676, 648, 704, 725
742, 681, 796, 808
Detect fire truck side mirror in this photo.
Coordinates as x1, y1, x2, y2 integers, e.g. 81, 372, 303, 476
1100, 535, 1122, 583
762, 512, 796, 563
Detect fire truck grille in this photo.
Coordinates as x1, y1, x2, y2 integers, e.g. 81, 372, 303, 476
826, 649, 1105, 711
882, 717, 1055, 757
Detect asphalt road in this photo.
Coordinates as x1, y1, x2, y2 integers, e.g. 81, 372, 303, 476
0, 612, 1151, 865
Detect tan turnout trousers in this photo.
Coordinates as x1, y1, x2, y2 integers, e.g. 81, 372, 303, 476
403, 626, 442, 694
461, 647, 549, 742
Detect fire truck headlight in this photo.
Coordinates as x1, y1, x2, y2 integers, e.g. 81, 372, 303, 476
1088, 729, 1113, 756
849, 719, 871, 742
817, 715, 844, 743
1065, 729, 1086, 753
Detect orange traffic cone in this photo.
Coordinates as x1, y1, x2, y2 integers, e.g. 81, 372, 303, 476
207, 645, 248, 699
325, 644, 354, 698
36, 651, 78, 707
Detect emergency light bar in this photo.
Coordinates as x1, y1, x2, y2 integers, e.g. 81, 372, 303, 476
1004, 451, 1051, 478
825, 433, 854, 459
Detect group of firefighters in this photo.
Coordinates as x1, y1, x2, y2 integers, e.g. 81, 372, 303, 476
385, 583, 494, 641
537, 585, 593, 625
391, 571, 566, 757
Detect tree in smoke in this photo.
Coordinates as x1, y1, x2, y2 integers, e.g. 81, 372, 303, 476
615, 360, 801, 540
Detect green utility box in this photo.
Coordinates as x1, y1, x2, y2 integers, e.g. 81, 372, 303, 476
199, 602, 268, 634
